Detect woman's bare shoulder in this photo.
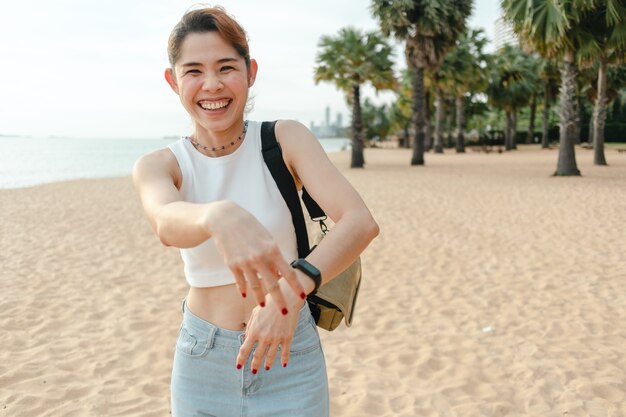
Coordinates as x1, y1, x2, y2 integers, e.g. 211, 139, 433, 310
133, 147, 181, 189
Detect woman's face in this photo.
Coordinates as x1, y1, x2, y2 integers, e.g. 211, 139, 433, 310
166, 31, 257, 134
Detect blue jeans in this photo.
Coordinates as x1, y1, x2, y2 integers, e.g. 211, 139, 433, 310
171, 300, 329, 417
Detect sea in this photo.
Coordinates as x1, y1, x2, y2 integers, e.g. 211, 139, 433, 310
0, 136, 351, 189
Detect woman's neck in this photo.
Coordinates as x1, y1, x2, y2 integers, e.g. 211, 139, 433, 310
191, 119, 247, 156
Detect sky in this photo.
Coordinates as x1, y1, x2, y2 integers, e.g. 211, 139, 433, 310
0, 0, 500, 139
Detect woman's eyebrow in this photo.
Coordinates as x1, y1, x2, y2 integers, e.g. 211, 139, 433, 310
181, 57, 239, 67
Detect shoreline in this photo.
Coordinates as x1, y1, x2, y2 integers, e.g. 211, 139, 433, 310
3, 143, 625, 191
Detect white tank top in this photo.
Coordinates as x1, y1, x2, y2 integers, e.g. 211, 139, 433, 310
167, 120, 298, 288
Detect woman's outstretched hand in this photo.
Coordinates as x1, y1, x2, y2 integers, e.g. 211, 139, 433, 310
236, 288, 302, 372
206, 200, 305, 315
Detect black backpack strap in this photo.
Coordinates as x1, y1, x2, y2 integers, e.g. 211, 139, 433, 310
260, 121, 311, 258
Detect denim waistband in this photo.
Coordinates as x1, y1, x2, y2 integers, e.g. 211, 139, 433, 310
181, 299, 313, 348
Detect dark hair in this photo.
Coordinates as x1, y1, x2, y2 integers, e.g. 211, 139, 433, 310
167, 7, 250, 69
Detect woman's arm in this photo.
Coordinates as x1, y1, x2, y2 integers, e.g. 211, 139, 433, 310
132, 148, 305, 309
276, 120, 380, 286
237, 120, 379, 373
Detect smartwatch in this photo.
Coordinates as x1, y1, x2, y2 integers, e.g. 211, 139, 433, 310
290, 259, 322, 294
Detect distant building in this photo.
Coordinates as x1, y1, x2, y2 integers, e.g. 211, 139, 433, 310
311, 107, 345, 138
494, 16, 519, 50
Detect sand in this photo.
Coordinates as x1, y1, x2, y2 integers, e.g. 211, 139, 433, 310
1, 145, 625, 417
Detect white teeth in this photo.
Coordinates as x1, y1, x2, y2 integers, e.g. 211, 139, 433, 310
199, 100, 230, 110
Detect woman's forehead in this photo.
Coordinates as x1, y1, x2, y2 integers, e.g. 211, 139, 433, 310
178, 32, 241, 64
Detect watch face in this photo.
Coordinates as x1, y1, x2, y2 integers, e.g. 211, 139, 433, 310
293, 259, 321, 278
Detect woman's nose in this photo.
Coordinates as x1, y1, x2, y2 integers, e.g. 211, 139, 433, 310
202, 73, 223, 92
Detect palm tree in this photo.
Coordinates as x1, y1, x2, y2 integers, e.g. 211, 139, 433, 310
487, 45, 540, 151
371, 0, 473, 165
390, 69, 413, 147
501, 0, 597, 175
579, 0, 626, 165
437, 28, 490, 153
538, 58, 560, 148
314, 27, 396, 168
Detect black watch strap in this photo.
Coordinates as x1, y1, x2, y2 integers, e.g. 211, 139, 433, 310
291, 259, 322, 293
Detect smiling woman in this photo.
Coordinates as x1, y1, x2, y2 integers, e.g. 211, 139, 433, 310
132, 6, 379, 417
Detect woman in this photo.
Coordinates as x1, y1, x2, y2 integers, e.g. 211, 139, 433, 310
133, 7, 379, 417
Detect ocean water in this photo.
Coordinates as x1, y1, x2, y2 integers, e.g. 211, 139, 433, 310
0, 136, 350, 189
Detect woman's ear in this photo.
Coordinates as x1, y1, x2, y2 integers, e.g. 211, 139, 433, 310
248, 59, 258, 87
164, 68, 179, 94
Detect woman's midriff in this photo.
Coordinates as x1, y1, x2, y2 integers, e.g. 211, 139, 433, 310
187, 284, 258, 331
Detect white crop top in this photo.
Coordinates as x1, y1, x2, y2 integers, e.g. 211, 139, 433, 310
167, 120, 298, 288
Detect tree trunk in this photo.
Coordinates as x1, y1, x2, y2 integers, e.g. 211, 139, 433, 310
424, 90, 432, 151
403, 126, 410, 148
434, 88, 444, 153
455, 95, 465, 153
410, 63, 426, 165
592, 57, 608, 165
541, 82, 550, 148
588, 118, 593, 145
350, 84, 365, 168
555, 50, 581, 176
511, 109, 517, 150
446, 109, 454, 148
573, 95, 581, 144
526, 94, 537, 144
505, 110, 513, 151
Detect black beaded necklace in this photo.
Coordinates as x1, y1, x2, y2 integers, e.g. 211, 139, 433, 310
183, 120, 249, 154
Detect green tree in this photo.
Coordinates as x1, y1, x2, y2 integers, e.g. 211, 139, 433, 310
502, 0, 597, 175
487, 45, 540, 150
579, 0, 626, 165
362, 98, 393, 142
389, 69, 413, 147
371, 0, 473, 165
314, 27, 396, 168
538, 58, 560, 148
437, 28, 490, 153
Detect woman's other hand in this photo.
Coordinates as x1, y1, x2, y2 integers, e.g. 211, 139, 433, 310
235, 283, 303, 372
206, 200, 305, 315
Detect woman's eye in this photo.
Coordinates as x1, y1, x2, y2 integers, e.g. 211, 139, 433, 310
220, 66, 234, 72
185, 69, 201, 75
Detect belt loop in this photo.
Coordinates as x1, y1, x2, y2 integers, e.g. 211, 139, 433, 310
206, 326, 216, 350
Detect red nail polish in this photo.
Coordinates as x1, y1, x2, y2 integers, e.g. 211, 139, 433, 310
265, 366, 270, 371
252, 369, 258, 375
300, 292, 306, 300
242, 292, 247, 298
236, 364, 242, 370
282, 308, 288, 315
283, 363, 287, 368
260, 301, 266, 308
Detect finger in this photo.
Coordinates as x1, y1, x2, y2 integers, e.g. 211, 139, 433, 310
264, 343, 280, 371
236, 333, 256, 370
242, 267, 266, 307
228, 264, 248, 299
250, 342, 269, 375
280, 338, 292, 369
257, 265, 289, 316
275, 257, 306, 300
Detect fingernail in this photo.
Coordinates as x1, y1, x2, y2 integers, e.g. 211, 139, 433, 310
236, 364, 242, 370
283, 363, 288, 368
252, 369, 258, 375
242, 292, 247, 298
282, 308, 288, 315
265, 366, 270, 371
260, 301, 266, 308
300, 292, 306, 300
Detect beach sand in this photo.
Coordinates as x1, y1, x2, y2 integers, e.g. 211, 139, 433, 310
1, 145, 625, 417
